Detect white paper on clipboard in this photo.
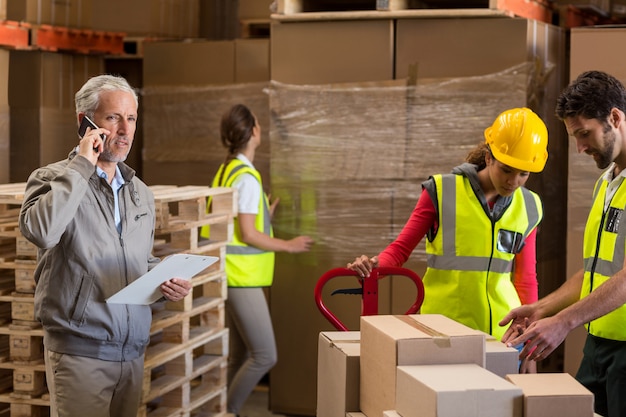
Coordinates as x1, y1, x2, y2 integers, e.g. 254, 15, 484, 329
106, 254, 219, 305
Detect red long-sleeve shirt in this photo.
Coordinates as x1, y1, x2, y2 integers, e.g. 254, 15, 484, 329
378, 187, 538, 305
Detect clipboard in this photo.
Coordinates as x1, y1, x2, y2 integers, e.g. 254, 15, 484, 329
106, 253, 219, 305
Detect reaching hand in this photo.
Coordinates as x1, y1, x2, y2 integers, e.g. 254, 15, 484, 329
507, 316, 570, 362
499, 304, 538, 344
347, 255, 378, 277
287, 235, 314, 253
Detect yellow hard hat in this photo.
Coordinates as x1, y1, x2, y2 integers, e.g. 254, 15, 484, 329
484, 107, 548, 173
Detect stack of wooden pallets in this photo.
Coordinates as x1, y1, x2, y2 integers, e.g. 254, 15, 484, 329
142, 185, 235, 417
0, 183, 44, 417
0, 183, 236, 417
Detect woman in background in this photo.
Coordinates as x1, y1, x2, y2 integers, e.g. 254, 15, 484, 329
205, 104, 314, 415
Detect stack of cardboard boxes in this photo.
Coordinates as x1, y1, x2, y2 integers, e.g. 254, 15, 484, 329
317, 314, 599, 417
269, 14, 568, 415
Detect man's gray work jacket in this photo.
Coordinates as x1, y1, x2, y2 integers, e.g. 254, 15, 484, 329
19, 149, 159, 362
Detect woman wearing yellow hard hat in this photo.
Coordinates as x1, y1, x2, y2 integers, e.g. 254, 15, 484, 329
348, 107, 548, 372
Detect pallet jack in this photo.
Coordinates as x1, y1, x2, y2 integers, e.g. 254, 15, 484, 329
314, 267, 425, 331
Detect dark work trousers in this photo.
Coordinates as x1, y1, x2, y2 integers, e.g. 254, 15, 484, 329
576, 334, 626, 417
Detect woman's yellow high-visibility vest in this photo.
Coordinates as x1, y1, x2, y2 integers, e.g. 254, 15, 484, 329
582, 174, 626, 340
423, 173, 542, 339
202, 159, 275, 287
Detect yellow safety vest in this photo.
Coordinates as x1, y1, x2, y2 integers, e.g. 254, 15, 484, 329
582, 175, 626, 340
423, 173, 542, 339
203, 159, 275, 287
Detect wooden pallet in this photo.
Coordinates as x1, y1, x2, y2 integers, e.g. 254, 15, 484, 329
0, 271, 15, 297
156, 268, 227, 314
5, 294, 35, 325
140, 385, 227, 417
8, 332, 43, 365
151, 186, 236, 229
0, 361, 46, 399
141, 328, 228, 417
0, 184, 31, 301
14, 239, 35, 261
150, 186, 235, 258
149, 298, 225, 355
0, 261, 34, 296
6, 402, 46, 417
13, 267, 35, 296
272, 0, 553, 22
0, 184, 26, 206
0, 182, 231, 416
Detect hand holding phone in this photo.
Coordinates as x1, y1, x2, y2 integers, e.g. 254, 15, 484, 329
78, 116, 106, 153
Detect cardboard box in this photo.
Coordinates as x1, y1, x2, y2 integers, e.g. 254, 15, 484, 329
506, 373, 594, 417
238, 0, 272, 19
270, 19, 394, 84
90, 0, 199, 38
7, 0, 91, 28
397, 364, 523, 417
143, 38, 270, 86
486, 339, 519, 378
235, 38, 270, 83
9, 50, 103, 109
395, 17, 561, 80
8, 51, 103, 182
143, 40, 235, 86
571, 27, 626, 83
316, 331, 360, 417
360, 314, 486, 417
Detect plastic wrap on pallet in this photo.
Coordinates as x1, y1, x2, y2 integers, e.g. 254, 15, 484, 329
142, 82, 269, 162
266, 62, 540, 266
140, 62, 550, 267
141, 81, 271, 185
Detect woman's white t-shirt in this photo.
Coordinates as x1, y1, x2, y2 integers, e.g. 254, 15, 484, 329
232, 154, 261, 215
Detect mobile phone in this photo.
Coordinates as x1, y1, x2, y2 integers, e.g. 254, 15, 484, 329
78, 116, 106, 141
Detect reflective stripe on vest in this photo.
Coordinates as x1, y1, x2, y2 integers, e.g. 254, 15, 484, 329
423, 173, 542, 338
582, 175, 626, 340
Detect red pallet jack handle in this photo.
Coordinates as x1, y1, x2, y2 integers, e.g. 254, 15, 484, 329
314, 267, 425, 331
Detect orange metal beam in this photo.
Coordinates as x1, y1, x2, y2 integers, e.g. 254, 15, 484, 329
496, 0, 554, 23
32, 25, 125, 55
0, 21, 30, 49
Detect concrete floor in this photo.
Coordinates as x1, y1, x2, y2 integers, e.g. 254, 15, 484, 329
239, 385, 287, 417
